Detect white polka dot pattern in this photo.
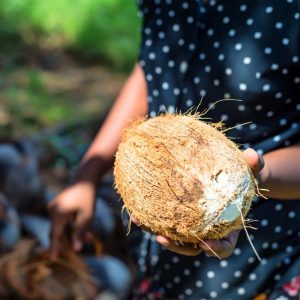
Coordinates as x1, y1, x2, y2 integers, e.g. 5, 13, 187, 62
133, 1, 300, 299
138, 0, 300, 155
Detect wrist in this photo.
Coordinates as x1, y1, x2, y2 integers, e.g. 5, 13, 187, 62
73, 155, 113, 186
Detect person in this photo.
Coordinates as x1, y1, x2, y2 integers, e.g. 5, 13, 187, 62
50, 1, 300, 299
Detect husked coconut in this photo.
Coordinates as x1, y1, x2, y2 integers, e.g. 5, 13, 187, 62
114, 114, 256, 244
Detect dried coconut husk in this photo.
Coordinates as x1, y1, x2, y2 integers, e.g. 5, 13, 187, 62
114, 114, 256, 244
0, 239, 100, 300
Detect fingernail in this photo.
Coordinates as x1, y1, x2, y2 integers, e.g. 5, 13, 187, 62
258, 153, 265, 168
73, 240, 82, 252
156, 236, 170, 246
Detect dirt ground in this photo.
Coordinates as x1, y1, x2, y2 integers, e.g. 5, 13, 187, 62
0, 52, 127, 138
1, 53, 128, 192
32, 55, 126, 117
0, 53, 135, 299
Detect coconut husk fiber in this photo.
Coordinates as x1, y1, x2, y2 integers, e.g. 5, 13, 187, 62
0, 239, 100, 300
114, 114, 256, 244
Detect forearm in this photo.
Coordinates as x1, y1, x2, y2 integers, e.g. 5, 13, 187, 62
260, 143, 300, 199
74, 63, 148, 185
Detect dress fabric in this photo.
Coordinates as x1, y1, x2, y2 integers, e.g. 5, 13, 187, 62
134, 1, 300, 299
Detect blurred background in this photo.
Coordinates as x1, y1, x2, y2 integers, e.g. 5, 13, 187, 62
0, 0, 140, 139
0, 0, 141, 189
0, 1, 141, 298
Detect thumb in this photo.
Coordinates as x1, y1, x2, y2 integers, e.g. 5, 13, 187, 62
243, 148, 264, 176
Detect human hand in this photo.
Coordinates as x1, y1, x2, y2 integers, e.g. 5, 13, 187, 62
156, 230, 240, 258
132, 148, 265, 258
130, 215, 240, 258
243, 147, 266, 180
48, 182, 96, 258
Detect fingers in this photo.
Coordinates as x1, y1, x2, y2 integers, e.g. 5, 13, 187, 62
156, 230, 240, 258
131, 215, 203, 256
156, 235, 232, 258
49, 203, 69, 259
243, 148, 265, 176
132, 215, 239, 258
199, 230, 240, 259
130, 215, 140, 225
130, 215, 150, 233
48, 183, 96, 258
156, 236, 203, 256
72, 209, 92, 252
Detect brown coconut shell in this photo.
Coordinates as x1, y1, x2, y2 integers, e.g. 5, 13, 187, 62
114, 114, 256, 243
0, 239, 100, 300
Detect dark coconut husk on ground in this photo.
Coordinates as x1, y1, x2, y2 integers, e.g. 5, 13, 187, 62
0, 239, 100, 300
114, 114, 256, 244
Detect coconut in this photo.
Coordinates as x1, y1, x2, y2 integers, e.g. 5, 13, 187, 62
0, 239, 100, 300
114, 114, 256, 244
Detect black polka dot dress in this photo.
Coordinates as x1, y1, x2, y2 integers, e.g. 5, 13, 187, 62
133, 1, 300, 299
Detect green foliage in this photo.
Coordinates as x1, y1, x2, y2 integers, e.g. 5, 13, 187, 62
0, 0, 141, 70
0, 69, 73, 137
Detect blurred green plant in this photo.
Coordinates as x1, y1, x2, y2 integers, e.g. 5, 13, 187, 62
0, 69, 74, 137
0, 0, 141, 70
